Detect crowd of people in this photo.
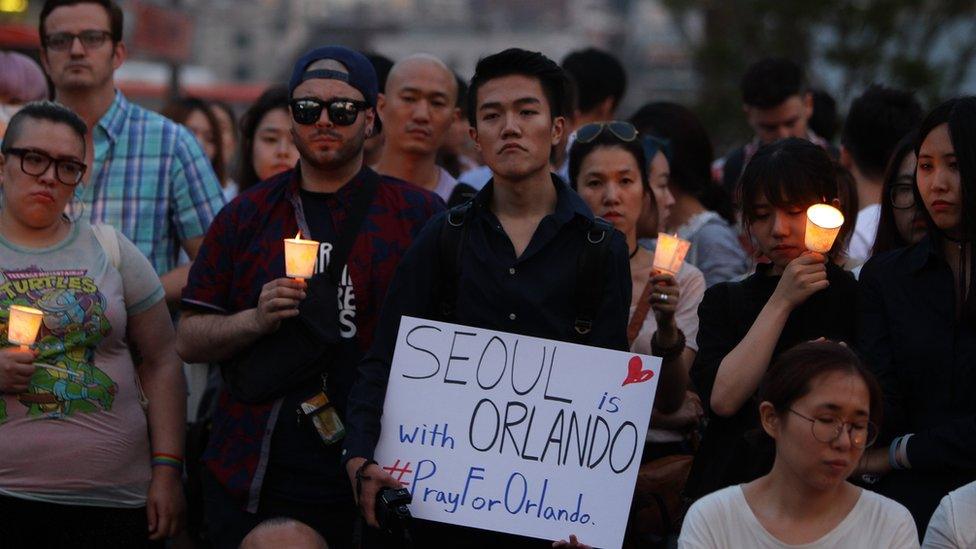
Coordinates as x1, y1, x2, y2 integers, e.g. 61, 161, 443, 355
0, 1, 974, 548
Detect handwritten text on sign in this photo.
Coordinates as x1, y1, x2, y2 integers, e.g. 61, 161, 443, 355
374, 317, 660, 548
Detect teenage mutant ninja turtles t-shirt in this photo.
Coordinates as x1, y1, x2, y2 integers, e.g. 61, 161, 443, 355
0, 219, 164, 508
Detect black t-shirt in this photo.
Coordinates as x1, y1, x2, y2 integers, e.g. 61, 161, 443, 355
685, 262, 858, 499
262, 189, 363, 505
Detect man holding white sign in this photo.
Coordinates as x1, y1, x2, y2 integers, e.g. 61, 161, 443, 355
343, 48, 689, 548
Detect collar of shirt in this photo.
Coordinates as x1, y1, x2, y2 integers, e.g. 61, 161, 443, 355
286, 164, 368, 237
472, 172, 592, 227
907, 234, 944, 274
95, 90, 129, 145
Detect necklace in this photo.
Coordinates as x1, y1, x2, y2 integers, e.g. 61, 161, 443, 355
629, 245, 639, 259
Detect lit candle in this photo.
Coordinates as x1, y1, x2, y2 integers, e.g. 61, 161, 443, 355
7, 305, 44, 351
653, 233, 691, 275
284, 232, 319, 283
805, 204, 845, 253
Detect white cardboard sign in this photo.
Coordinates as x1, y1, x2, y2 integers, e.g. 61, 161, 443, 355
374, 316, 661, 548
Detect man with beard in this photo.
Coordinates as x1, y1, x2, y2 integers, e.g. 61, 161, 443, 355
38, 0, 224, 306
176, 46, 444, 548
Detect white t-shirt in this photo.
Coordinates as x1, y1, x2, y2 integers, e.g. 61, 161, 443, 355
923, 481, 976, 549
679, 485, 919, 549
847, 203, 881, 266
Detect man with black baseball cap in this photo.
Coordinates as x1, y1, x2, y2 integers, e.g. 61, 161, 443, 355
177, 45, 444, 548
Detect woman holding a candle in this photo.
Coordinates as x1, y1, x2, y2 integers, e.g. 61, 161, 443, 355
569, 121, 705, 437
630, 102, 750, 287
685, 137, 858, 501
857, 98, 976, 533
0, 102, 186, 545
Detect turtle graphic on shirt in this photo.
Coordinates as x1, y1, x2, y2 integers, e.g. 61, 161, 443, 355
0, 274, 116, 424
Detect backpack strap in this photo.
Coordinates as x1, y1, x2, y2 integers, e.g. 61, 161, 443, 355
436, 201, 474, 320
91, 223, 121, 270
573, 217, 614, 342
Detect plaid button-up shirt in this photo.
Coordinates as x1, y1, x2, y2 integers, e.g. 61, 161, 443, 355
72, 91, 225, 275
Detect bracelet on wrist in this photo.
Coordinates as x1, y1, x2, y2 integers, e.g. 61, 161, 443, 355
151, 453, 184, 471
355, 459, 378, 496
651, 328, 686, 360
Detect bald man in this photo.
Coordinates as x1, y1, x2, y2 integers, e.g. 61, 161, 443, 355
240, 518, 328, 549
375, 54, 461, 202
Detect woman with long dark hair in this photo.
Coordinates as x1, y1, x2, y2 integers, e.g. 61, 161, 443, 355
858, 97, 976, 534
871, 132, 927, 257
161, 97, 226, 193
630, 102, 749, 286
237, 86, 299, 192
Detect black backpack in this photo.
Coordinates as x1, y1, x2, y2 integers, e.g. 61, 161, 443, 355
434, 201, 615, 343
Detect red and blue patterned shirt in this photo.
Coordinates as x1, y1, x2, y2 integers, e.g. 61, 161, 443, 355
181, 166, 443, 510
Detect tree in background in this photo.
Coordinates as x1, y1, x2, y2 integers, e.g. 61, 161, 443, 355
662, 0, 976, 153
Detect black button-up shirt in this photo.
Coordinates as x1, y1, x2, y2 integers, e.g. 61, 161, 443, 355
343, 176, 631, 461
858, 235, 976, 527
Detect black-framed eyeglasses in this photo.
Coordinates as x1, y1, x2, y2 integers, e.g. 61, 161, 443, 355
789, 408, 878, 449
4, 147, 87, 186
576, 121, 639, 144
289, 97, 369, 126
44, 30, 113, 52
890, 183, 916, 210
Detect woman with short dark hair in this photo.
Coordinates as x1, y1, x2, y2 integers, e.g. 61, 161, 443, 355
686, 138, 858, 500
0, 101, 186, 545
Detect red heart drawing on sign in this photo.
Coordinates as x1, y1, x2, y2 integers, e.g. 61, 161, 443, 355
622, 356, 654, 386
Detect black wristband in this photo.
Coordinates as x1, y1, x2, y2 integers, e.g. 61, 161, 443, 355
355, 459, 378, 497
651, 328, 686, 361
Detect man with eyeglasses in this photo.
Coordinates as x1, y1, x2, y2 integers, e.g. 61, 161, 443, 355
176, 46, 443, 548
37, 0, 224, 307
342, 48, 634, 547
839, 85, 922, 267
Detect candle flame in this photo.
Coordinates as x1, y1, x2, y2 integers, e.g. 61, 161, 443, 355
294, 231, 301, 240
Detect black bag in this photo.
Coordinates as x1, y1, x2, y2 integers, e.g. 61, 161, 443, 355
221, 170, 380, 404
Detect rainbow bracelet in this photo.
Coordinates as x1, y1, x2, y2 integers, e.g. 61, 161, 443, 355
151, 453, 184, 471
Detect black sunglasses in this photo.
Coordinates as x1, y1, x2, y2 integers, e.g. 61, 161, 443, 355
576, 121, 639, 144
289, 97, 369, 126
4, 147, 87, 186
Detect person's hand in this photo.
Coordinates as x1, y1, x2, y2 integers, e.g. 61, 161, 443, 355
147, 465, 185, 540
651, 391, 704, 431
552, 534, 592, 548
251, 277, 307, 335
854, 447, 893, 476
346, 457, 403, 528
770, 252, 828, 310
0, 347, 36, 393
649, 271, 680, 331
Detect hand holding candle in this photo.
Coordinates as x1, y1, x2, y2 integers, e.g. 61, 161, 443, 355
805, 204, 845, 253
653, 233, 691, 275
7, 305, 44, 351
284, 232, 320, 283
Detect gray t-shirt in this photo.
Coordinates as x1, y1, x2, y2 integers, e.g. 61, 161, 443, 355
0, 219, 164, 507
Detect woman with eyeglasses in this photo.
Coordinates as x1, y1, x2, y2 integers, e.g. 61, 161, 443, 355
871, 131, 927, 257
679, 341, 918, 548
570, 121, 703, 416
0, 102, 186, 545
857, 98, 976, 534
238, 86, 300, 192
685, 138, 859, 502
